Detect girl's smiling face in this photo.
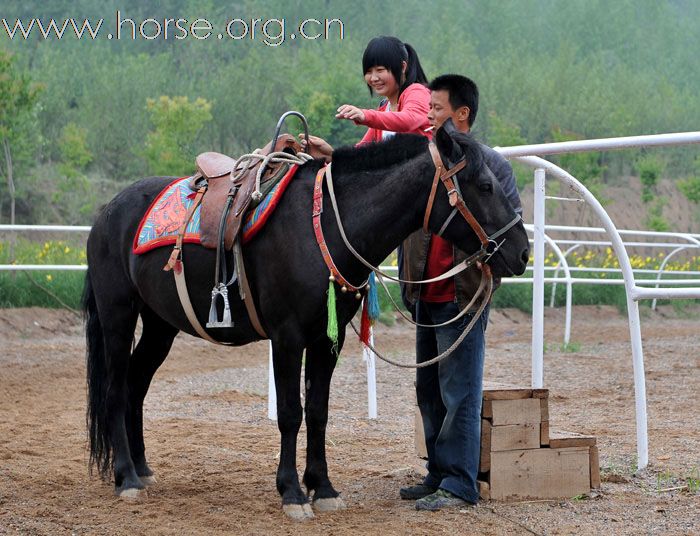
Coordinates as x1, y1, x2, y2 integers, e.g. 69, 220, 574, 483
364, 63, 404, 101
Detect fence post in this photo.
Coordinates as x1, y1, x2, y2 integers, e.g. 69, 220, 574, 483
532, 168, 546, 388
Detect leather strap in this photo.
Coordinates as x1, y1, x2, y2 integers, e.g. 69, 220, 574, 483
312, 166, 364, 292
423, 144, 443, 232
164, 181, 267, 342
443, 175, 489, 245
427, 142, 487, 246
164, 185, 207, 272
233, 240, 268, 338
324, 163, 474, 286
173, 258, 232, 345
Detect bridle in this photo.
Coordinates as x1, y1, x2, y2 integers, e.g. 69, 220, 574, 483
313, 141, 522, 293
424, 141, 522, 265
312, 140, 523, 368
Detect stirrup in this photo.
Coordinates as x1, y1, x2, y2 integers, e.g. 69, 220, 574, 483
206, 283, 234, 328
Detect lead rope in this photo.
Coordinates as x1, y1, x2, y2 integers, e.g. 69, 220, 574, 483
323, 163, 496, 367
350, 268, 493, 369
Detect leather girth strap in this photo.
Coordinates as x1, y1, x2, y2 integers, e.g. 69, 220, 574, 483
232, 240, 267, 338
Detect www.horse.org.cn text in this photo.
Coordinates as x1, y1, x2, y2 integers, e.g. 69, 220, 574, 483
1, 12, 346, 47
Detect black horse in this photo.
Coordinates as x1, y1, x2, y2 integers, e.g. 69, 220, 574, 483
83, 126, 529, 518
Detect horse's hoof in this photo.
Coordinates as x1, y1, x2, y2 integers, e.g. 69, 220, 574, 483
140, 475, 157, 486
313, 496, 346, 512
282, 502, 315, 520
116, 487, 148, 500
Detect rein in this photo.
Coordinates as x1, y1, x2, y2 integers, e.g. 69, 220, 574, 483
321, 149, 522, 289
350, 266, 493, 369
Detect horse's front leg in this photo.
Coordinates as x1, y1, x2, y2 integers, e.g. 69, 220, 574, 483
303, 334, 346, 512
271, 338, 312, 520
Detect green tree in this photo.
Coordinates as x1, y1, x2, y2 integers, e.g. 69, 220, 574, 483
645, 198, 670, 232
143, 95, 213, 176
51, 123, 96, 223
484, 112, 531, 190
57, 122, 92, 178
0, 49, 41, 224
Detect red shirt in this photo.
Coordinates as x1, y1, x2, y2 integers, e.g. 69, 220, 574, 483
355, 83, 432, 145
420, 235, 456, 302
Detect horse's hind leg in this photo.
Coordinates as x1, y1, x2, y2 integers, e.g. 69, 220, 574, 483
85, 268, 144, 497
100, 300, 144, 497
303, 334, 346, 512
126, 307, 178, 485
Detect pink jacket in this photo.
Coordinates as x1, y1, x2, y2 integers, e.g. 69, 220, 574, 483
356, 83, 432, 145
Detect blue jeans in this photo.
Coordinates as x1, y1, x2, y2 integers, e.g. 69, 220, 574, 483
415, 300, 489, 504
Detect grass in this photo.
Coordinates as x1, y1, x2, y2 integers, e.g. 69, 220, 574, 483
0, 271, 85, 310
687, 467, 700, 493
654, 466, 700, 494
0, 239, 86, 309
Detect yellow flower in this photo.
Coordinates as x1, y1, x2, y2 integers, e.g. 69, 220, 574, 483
46, 274, 53, 282
64, 247, 70, 254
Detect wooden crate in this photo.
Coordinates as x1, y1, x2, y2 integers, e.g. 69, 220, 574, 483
488, 447, 591, 500
416, 383, 600, 500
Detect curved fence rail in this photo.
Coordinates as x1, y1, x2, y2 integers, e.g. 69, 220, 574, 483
498, 130, 700, 470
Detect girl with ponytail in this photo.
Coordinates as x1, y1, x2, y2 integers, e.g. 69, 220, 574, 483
302, 35, 432, 158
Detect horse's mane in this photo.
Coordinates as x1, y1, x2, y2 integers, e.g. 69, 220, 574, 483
329, 131, 485, 180
331, 134, 429, 173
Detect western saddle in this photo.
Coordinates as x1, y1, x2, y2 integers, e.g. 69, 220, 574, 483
195, 133, 302, 250
164, 112, 316, 337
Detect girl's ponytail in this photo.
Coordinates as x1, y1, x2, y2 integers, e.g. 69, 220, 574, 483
402, 43, 428, 89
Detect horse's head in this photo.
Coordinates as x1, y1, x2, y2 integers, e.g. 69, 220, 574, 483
427, 120, 530, 277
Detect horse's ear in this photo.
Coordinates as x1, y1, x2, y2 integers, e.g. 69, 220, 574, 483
435, 119, 463, 164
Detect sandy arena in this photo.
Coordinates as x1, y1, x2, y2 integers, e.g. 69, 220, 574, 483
0, 305, 698, 535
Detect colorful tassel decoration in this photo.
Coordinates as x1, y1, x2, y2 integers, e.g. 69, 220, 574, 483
367, 272, 380, 321
326, 276, 339, 352
360, 297, 371, 347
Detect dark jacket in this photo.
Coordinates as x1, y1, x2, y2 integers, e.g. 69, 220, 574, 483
401, 144, 523, 312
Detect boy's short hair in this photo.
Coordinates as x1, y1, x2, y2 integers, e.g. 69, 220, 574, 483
428, 74, 479, 126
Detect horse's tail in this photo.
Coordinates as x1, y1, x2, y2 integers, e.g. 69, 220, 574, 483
82, 272, 111, 478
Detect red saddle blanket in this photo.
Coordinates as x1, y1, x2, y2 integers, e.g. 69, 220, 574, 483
133, 165, 299, 254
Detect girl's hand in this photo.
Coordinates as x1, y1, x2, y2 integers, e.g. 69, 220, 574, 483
335, 105, 365, 122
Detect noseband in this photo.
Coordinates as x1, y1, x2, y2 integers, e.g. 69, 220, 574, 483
424, 142, 521, 263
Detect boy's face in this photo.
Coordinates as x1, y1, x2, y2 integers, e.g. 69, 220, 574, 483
428, 90, 469, 132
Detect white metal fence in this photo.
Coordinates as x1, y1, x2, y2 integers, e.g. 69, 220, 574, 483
498, 131, 700, 470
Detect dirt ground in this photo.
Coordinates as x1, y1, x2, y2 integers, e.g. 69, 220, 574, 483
0, 305, 698, 535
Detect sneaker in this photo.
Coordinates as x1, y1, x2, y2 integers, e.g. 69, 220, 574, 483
399, 483, 437, 500
415, 489, 470, 511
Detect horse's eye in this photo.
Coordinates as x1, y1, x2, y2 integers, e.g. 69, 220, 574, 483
478, 183, 493, 194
